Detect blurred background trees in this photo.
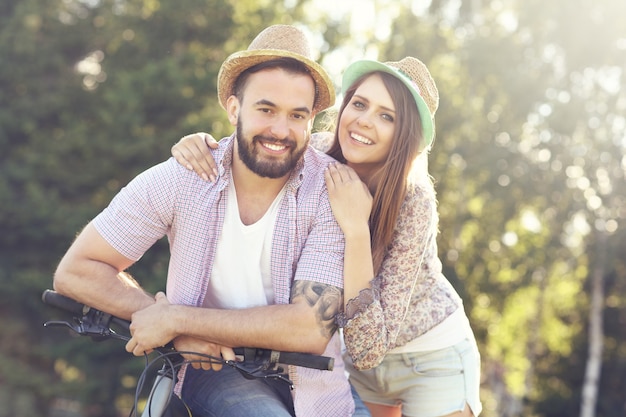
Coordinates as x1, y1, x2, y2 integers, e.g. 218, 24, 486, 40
1, 0, 624, 415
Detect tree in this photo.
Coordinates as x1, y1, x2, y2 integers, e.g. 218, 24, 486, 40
0, 0, 294, 414
307, 0, 626, 415
1, 0, 348, 412
3, 0, 625, 415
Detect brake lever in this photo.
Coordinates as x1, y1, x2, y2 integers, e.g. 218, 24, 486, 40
44, 320, 83, 333
44, 314, 120, 341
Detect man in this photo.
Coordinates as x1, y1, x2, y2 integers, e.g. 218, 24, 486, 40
53, 25, 364, 416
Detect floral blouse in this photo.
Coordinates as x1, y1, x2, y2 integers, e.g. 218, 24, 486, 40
311, 132, 462, 370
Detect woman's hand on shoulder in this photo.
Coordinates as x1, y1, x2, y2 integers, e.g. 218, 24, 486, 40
171, 132, 219, 182
324, 163, 372, 234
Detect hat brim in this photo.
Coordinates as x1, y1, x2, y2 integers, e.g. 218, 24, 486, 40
218, 49, 335, 114
341, 60, 434, 150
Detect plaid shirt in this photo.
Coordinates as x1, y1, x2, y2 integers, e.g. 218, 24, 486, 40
93, 135, 355, 416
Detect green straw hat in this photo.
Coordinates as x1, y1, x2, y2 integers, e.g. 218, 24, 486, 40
342, 57, 439, 151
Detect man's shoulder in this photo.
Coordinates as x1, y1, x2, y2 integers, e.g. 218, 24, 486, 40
148, 134, 233, 180
133, 157, 211, 197
288, 147, 335, 207
297, 146, 336, 191
212, 134, 235, 165
216, 134, 234, 152
303, 142, 337, 168
144, 157, 193, 179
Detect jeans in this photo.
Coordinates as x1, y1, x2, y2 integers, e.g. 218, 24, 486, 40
352, 383, 373, 417
181, 366, 294, 417
181, 366, 372, 417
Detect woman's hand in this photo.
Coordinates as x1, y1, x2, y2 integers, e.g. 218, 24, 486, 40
171, 132, 219, 182
324, 163, 373, 234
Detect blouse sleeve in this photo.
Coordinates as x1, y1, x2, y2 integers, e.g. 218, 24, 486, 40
338, 180, 438, 370
310, 131, 334, 153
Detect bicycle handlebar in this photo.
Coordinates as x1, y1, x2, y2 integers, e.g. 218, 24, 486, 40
43, 289, 132, 336
42, 289, 334, 371
42, 289, 89, 316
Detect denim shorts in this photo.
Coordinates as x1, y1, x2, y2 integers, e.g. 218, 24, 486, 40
346, 337, 482, 417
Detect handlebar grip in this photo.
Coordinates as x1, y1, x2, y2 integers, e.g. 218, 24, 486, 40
274, 351, 334, 371
233, 348, 334, 371
42, 290, 88, 315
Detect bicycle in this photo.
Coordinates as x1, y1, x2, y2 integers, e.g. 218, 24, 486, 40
42, 289, 334, 417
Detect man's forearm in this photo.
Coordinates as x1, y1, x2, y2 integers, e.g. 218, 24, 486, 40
127, 280, 343, 355
172, 302, 330, 354
54, 260, 153, 321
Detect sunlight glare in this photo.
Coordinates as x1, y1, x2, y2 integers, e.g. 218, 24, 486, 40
502, 231, 518, 247
521, 211, 542, 233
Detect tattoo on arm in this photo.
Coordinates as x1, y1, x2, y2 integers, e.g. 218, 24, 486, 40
291, 280, 343, 339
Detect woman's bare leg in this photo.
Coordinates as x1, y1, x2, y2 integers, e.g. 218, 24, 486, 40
365, 401, 402, 417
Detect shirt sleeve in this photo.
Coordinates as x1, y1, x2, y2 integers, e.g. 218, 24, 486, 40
92, 159, 180, 261
292, 179, 346, 290
339, 181, 438, 369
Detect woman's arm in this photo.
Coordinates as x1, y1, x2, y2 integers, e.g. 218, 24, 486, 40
171, 132, 219, 182
324, 163, 375, 308
340, 184, 438, 369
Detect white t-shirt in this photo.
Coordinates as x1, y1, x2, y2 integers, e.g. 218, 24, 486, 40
204, 176, 286, 309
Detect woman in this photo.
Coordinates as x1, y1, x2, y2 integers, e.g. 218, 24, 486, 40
171, 57, 482, 417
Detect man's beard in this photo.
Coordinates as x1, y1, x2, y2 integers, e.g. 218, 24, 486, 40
236, 120, 307, 179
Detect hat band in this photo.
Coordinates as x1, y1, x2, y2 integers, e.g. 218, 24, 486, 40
394, 68, 421, 96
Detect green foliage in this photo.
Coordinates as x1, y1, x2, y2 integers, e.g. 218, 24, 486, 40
333, 0, 625, 415
2, 0, 625, 415
0, 0, 287, 414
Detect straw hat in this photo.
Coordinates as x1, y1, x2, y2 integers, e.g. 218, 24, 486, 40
217, 25, 335, 113
341, 57, 439, 151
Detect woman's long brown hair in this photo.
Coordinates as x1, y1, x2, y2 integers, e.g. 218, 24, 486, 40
327, 72, 424, 274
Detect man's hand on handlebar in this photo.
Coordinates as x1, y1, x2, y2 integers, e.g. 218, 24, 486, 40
126, 292, 236, 371
174, 335, 236, 371
43, 288, 334, 381
126, 292, 177, 356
